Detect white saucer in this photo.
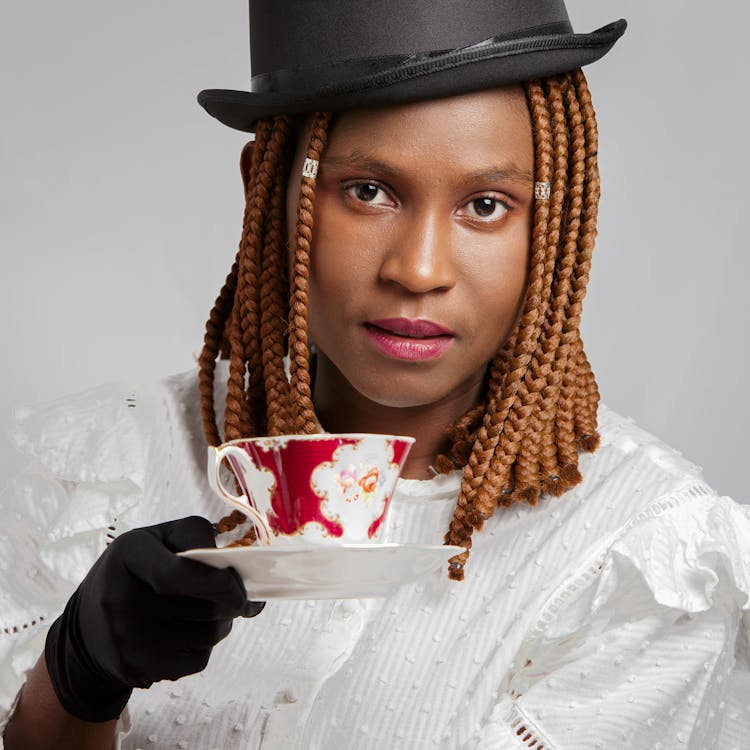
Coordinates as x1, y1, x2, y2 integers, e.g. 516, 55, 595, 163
178, 543, 465, 599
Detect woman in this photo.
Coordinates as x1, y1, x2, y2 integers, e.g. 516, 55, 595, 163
2, 1, 748, 748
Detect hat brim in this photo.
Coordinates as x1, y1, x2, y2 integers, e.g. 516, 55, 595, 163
198, 19, 626, 133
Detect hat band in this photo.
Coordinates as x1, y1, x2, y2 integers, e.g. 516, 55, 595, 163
250, 20, 576, 97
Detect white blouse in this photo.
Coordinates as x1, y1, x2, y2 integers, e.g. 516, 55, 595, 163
0, 365, 748, 750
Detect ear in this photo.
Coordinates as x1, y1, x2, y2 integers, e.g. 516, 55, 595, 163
239, 140, 255, 197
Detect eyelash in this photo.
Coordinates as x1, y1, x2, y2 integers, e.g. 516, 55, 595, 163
342, 181, 511, 223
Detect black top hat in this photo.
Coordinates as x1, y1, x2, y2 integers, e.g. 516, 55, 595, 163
198, 0, 626, 132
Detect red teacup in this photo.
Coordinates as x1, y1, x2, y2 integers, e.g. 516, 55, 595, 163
208, 433, 414, 545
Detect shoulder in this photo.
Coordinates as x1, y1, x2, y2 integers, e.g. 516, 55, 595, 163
10, 367, 216, 486
579, 401, 716, 522
596, 400, 704, 477
524, 400, 750, 616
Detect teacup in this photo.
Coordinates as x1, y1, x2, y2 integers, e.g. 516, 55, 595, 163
207, 433, 414, 545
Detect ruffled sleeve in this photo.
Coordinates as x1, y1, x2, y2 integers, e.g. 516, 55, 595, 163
467, 490, 750, 750
0, 381, 148, 731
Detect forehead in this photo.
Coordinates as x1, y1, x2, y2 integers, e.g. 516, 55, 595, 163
322, 86, 533, 168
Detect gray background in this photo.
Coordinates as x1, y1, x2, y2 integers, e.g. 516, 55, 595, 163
0, 2, 747, 501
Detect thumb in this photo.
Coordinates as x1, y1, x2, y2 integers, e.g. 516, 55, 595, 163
152, 516, 217, 553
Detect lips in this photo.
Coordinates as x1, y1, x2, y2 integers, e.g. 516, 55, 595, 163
366, 318, 455, 338
363, 318, 455, 361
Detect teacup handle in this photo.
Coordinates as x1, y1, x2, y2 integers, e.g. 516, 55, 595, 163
210, 445, 272, 545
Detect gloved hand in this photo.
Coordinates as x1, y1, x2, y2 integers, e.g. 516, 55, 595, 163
44, 516, 263, 722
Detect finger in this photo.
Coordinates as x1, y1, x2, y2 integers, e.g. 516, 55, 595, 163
159, 516, 217, 553
155, 592, 249, 622
153, 649, 213, 682
159, 567, 250, 620
112, 618, 233, 678
151, 558, 247, 608
150, 618, 234, 652
119, 530, 246, 607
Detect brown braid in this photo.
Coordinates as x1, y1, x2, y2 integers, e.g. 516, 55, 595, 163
288, 112, 333, 433
528, 75, 585, 496
224, 120, 272, 441
571, 70, 602, 450
259, 117, 294, 436
199, 72, 602, 574
548, 76, 587, 482
511, 76, 571, 503
198, 256, 239, 447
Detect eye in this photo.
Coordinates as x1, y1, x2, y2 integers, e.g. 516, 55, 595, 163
465, 196, 509, 221
345, 182, 392, 206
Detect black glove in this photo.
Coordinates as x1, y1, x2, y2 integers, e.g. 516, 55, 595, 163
44, 516, 263, 722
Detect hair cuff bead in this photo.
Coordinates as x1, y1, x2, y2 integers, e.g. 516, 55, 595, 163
302, 158, 319, 179
534, 181, 551, 200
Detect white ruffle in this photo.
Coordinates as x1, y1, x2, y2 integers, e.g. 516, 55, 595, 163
607, 492, 750, 613
529, 488, 750, 642
1, 381, 150, 724
11, 380, 151, 487
469, 485, 750, 750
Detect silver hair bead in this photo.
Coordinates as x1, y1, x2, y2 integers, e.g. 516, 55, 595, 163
534, 181, 551, 200
302, 158, 319, 179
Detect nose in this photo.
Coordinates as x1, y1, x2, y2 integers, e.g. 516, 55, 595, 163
378, 210, 457, 293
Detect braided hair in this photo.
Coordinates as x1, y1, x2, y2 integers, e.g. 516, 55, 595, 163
199, 71, 601, 578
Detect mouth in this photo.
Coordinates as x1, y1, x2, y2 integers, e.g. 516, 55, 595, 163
363, 318, 455, 361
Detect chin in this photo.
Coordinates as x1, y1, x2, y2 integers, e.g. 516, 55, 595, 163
349, 376, 449, 410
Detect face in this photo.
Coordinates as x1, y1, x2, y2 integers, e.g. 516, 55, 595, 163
286, 87, 534, 412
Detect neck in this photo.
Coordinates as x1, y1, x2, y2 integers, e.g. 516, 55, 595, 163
311, 353, 482, 479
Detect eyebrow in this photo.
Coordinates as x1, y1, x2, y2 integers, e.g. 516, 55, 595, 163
321, 151, 533, 185
322, 153, 401, 178
464, 166, 534, 185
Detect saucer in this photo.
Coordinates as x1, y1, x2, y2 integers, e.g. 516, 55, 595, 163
178, 543, 465, 599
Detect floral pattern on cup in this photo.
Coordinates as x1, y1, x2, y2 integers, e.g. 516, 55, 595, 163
311, 437, 401, 541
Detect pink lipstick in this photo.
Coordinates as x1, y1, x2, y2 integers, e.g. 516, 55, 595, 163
364, 318, 455, 361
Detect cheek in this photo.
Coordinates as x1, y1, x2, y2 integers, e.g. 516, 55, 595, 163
475, 272, 527, 351
507, 222, 532, 306
308, 194, 380, 294
306, 200, 364, 337
466, 221, 531, 332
